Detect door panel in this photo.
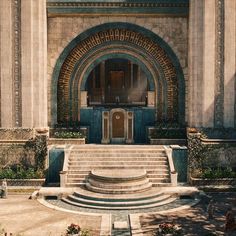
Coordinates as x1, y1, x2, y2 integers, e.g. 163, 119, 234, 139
112, 111, 125, 138
110, 71, 124, 89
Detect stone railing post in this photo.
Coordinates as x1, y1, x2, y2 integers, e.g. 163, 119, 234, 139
164, 146, 178, 186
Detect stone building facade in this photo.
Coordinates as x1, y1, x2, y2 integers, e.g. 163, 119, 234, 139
0, 0, 235, 144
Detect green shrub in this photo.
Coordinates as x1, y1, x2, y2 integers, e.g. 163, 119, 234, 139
0, 165, 44, 179
54, 131, 85, 139
202, 167, 236, 179
24, 135, 47, 172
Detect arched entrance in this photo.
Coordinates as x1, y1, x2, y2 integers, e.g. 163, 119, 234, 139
51, 22, 185, 143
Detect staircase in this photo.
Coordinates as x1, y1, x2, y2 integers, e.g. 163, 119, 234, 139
62, 168, 176, 210
65, 145, 171, 187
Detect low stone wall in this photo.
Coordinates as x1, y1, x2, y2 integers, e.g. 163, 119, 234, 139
0, 179, 45, 187
47, 148, 64, 184
48, 138, 85, 145
190, 177, 236, 186
188, 130, 236, 182
150, 139, 186, 145
171, 146, 188, 183
0, 128, 34, 140
0, 142, 34, 167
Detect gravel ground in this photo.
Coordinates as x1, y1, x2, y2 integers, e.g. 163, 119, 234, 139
0, 194, 101, 236
139, 192, 236, 236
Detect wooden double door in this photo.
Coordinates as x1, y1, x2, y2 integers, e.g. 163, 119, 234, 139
102, 109, 133, 144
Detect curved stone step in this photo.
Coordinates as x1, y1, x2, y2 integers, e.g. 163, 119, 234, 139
72, 187, 164, 201
62, 195, 177, 210
90, 169, 147, 181
87, 178, 151, 190
85, 169, 153, 194
86, 182, 152, 194
66, 193, 172, 208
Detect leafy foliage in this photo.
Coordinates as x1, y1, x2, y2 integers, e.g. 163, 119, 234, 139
66, 223, 81, 235
65, 223, 91, 236
156, 222, 182, 235
188, 130, 236, 178
0, 135, 47, 179
151, 122, 186, 139
54, 131, 85, 139
188, 132, 213, 177
24, 135, 47, 172
202, 167, 236, 179
0, 166, 43, 179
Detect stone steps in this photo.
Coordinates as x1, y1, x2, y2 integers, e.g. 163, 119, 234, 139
62, 169, 176, 210
68, 165, 169, 170
70, 151, 165, 156
62, 188, 177, 210
65, 145, 171, 187
68, 161, 168, 165
85, 169, 152, 194
69, 157, 166, 161
66, 178, 170, 184
70, 145, 164, 149
62, 197, 177, 210
66, 183, 170, 187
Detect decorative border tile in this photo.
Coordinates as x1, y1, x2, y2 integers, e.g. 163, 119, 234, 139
214, 0, 224, 128
47, 0, 189, 16
13, 0, 22, 127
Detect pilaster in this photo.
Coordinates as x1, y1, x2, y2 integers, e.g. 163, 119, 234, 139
224, 0, 236, 127
21, 0, 47, 128
203, 0, 216, 127
188, 0, 204, 127
0, 0, 14, 127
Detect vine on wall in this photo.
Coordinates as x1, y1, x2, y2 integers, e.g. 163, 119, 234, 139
0, 135, 48, 179
188, 129, 236, 179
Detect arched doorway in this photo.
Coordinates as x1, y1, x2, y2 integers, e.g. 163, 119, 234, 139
86, 58, 148, 107
51, 23, 185, 143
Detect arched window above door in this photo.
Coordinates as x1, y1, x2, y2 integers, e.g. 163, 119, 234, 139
86, 58, 149, 106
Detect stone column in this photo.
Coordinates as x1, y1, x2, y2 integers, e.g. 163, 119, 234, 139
130, 62, 134, 88
188, 0, 204, 127
21, 0, 47, 128
189, 0, 224, 128
100, 61, 105, 102
202, 0, 216, 127
102, 111, 110, 144
0, 0, 14, 127
224, 0, 236, 127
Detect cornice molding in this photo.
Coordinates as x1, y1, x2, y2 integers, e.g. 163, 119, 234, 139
47, 0, 189, 17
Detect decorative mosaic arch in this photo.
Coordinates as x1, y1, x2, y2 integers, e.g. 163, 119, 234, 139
51, 22, 185, 125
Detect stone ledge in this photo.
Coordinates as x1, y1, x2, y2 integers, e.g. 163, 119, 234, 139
150, 139, 186, 145
48, 138, 85, 145
0, 179, 45, 187
190, 177, 236, 186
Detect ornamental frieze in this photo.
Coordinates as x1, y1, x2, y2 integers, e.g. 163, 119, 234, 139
57, 28, 178, 123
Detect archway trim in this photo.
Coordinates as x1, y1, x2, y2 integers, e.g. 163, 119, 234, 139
52, 22, 185, 125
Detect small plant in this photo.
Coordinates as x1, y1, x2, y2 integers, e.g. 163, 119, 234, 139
156, 222, 182, 235
66, 223, 81, 235
80, 229, 92, 236
0, 224, 6, 236
0, 166, 44, 179
65, 224, 91, 236
54, 131, 84, 139
151, 122, 186, 139
202, 167, 236, 179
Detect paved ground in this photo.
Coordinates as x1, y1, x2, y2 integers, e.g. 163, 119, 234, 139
0, 194, 101, 236
139, 192, 236, 236
1, 192, 236, 236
